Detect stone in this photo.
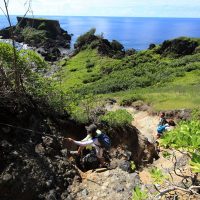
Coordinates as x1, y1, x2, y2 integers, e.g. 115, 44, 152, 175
81, 189, 89, 196
3, 173, 12, 182
118, 160, 131, 172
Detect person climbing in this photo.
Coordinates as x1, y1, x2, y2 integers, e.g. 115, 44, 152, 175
70, 124, 102, 156
156, 112, 168, 139
65, 124, 109, 168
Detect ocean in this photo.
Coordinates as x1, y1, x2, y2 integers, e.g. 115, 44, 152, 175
0, 15, 200, 50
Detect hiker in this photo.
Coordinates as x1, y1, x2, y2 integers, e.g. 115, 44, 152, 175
66, 124, 108, 167
156, 112, 168, 139
70, 124, 102, 156
156, 114, 176, 139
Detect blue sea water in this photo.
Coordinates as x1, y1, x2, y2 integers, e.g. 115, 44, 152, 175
0, 15, 200, 50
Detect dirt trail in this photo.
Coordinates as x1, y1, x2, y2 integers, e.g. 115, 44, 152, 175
69, 104, 198, 200
69, 104, 160, 200
106, 104, 159, 143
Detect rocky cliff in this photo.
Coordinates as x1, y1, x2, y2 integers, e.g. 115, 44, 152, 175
0, 17, 72, 61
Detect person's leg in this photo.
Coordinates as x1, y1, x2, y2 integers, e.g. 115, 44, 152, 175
77, 146, 85, 155
69, 146, 83, 155
96, 147, 107, 167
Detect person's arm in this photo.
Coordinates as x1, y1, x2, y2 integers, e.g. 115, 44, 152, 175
73, 139, 94, 146
82, 134, 91, 141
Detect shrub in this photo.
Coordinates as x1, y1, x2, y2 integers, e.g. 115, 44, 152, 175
82, 75, 101, 84
74, 28, 97, 51
21, 27, 47, 45
85, 60, 95, 69
160, 119, 200, 173
132, 186, 148, 200
110, 40, 124, 51
149, 167, 168, 184
0, 42, 63, 110
100, 109, 133, 127
120, 94, 143, 106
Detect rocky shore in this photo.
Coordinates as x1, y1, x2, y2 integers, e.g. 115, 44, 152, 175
0, 17, 72, 61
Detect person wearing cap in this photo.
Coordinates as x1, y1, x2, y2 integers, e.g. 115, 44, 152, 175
77, 124, 102, 155
66, 124, 105, 167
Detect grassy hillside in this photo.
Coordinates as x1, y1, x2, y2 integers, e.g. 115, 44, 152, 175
108, 70, 200, 110
57, 37, 200, 111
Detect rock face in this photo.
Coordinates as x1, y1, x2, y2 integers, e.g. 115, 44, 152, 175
0, 94, 81, 200
157, 37, 198, 57
0, 17, 72, 61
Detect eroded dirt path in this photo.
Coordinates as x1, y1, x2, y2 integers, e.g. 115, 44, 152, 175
68, 104, 160, 200
69, 104, 198, 200
106, 104, 159, 142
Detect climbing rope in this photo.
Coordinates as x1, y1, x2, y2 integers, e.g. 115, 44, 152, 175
0, 122, 63, 139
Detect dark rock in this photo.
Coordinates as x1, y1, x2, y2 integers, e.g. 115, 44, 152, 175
61, 191, 69, 200
2, 173, 12, 182
118, 160, 131, 172
157, 37, 198, 57
148, 43, 156, 50
0, 17, 71, 61
46, 189, 57, 200
0, 94, 82, 200
113, 185, 125, 193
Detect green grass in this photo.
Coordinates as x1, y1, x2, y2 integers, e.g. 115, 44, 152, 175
107, 70, 200, 111
59, 49, 121, 90
57, 45, 200, 111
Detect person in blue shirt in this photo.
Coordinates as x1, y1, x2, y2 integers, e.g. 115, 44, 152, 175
156, 112, 168, 139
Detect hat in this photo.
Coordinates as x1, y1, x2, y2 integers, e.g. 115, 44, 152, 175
85, 124, 97, 134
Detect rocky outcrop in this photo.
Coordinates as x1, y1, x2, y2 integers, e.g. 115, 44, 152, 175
157, 37, 199, 57
0, 94, 81, 200
74, 28, 125, 58
0, 17, 72, 61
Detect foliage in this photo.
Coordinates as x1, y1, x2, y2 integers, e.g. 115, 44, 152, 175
74, 28, 97, 51
130, 161, 136, 172
149, 167, 167, 184
160, 119, 200, 173
64, 92, 105, 123
162, 151, 171, 159
100, 109, 133, 127
60, 44, 200, 100
0, 42, 63, 110
190, 153, 200, 173
132, 186, 148, 200
85, 59, 95, 69
119, 94, 143, 106
160, 120, 200, 151
21, 27, 47, 45
110, 40, 124, 51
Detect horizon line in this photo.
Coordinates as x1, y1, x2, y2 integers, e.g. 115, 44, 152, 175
1, 14, 200, 19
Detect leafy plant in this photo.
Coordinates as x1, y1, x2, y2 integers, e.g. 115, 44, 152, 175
160, 119, 200, 173
100, 109, 133, 127
162, 151, 171, 159
132, 186, 148, 200
149, 167, 167, 184
190, 153, 200, 173
130, 161, 136, 172
160, 120, 200, 151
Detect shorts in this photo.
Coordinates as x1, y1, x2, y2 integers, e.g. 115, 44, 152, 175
157, 125, 166, 134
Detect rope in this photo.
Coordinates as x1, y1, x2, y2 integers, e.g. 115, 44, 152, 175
0, 122, 63, 139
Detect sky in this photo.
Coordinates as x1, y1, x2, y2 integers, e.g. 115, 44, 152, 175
0, 0, 200, 18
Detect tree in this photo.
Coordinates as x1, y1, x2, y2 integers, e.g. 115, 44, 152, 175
0, 0, 33, 93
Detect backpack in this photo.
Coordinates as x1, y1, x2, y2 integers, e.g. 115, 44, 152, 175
96, 133, 111, 150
